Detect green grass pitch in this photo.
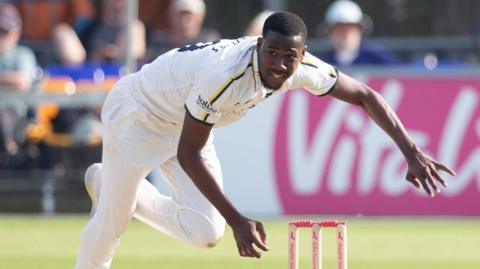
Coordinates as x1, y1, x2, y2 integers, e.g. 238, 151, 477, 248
0, 215, 479, 269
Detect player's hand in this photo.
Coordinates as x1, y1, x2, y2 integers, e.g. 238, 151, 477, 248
405, 150, 455, 197
229, 216, 269, 258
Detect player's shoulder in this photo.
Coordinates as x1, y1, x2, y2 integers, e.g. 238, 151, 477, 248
288, 51, 338, 94
300, 51, 330, 69
204, 36, 257, 65
197, 37, 256, 80
297, 51, 337, 79
175, 36, 256, 57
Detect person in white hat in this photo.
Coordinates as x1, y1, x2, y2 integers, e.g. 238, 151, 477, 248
322, 0, 399, 66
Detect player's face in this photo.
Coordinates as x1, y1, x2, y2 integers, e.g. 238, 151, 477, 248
257, 31, 305, 90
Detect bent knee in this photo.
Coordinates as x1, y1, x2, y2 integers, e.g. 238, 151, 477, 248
177, 208, 225, 248
95, 207, 134, 239
197, 228, 224, 248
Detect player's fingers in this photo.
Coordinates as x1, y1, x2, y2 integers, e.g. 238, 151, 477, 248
244, 242, 261, 258
429, 167, 448, 188
237, 243, 246, 257
406, 174, 421, 189
419, 176, 433, 197
434, 161, 456, 176
238, 237, 260, 258
255, 223, 269, 250
425, 168, 440, 193
251, 247, 262, 258
252, 233, 269, 252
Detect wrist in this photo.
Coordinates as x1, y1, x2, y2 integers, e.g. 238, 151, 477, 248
224, 210, 243, 226
403, 144, 422, 163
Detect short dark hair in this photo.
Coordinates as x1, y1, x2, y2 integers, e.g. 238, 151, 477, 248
262, 12, 308, 41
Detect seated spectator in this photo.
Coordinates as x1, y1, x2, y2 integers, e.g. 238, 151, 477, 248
244, 10, 274, 36
14, 0, 94, 66
146, 0, 220, 60
321, 0, 400, 66
0, 3, 37, 163
86, 0, 146, 64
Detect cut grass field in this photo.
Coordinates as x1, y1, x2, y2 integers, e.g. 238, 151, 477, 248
0, 215, 479, 269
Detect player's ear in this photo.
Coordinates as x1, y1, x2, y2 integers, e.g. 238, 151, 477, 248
299, 45, 306, 61
256, 37, 263, 50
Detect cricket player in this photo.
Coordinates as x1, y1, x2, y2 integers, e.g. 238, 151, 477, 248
74, 12, 455, 268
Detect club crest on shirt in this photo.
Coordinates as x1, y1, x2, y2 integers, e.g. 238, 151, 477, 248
196, 95, 217, 113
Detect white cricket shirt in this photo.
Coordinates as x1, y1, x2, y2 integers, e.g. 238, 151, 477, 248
130, 36, 338, 128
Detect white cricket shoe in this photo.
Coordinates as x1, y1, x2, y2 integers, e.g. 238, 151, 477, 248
84, 163, 102, 217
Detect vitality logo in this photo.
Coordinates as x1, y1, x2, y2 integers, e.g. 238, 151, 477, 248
273, 78, 480, 215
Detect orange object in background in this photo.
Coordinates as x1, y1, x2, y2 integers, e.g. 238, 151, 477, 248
15, 0, 94, 40
39, 75, 118, 93
75, 77, 117, 92
27, 75, 116, 146
25, 102, 59, 144
40, 76, 76, 93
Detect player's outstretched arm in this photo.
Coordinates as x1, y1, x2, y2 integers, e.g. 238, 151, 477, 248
328, 72, 456, 197
178, 112, 269, 258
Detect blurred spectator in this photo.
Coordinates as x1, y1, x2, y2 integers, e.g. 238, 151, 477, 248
146, 0, 220, 61
0, 4, 35, 91
139, 0, 172, 33
0, 3, 36, 163
14, 0, 93, 65
85, 0, 146, 63
321, 0, 400, 66
244, 10, 274, 36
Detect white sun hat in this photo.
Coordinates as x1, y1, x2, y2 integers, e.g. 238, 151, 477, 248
325, 0, 363, 25
171, 0, 206, 16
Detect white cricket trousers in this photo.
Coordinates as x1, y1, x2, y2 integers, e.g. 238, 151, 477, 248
73, 76, 226, 269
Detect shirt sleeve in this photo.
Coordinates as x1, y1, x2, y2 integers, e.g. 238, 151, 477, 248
185, 67, 234, 125
294, 52, 338, 96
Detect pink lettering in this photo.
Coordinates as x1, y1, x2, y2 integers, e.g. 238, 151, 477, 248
274, 78, 480, 215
